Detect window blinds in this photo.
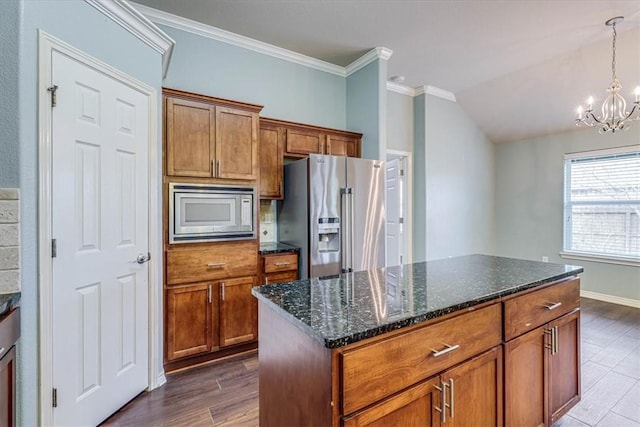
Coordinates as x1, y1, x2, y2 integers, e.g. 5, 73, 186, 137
564, 148, 640, 259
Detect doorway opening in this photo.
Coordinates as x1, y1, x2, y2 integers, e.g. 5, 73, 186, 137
385, 150, 412, 266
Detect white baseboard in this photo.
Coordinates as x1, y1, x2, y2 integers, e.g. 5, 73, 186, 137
150, 373, 167, 391
580, 290, 640, 308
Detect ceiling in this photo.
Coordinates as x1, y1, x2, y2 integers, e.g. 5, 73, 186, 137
133, 0, 640, 143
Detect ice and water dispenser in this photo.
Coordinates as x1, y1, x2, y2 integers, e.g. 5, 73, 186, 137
318, 217, 340, 252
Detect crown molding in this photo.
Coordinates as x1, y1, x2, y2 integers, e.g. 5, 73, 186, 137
386, 81, 415, 96
132, 2, 346, 77
86, 0, 175, 78
414, 85, 457, 102
346, 47, 394, 76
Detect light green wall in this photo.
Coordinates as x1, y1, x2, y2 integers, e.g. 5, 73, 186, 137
15, 1, 163, 424
424, 95, 495, 260
0, 0, 20, 187
347, 60, 387, 160
413, 94, 427, 262
495, 126, 640, 301
387, 90, 413, 153
160, 25, 346, 129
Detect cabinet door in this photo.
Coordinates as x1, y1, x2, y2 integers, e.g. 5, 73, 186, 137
215, 107, 258, 180
0, 346, 16, 427
504, 325, 548, 427
259, 124, 284, 198
165, 96, 215, 177
549, 309, 581, 425
285, 128, 324, 156
343, 376, 441, 427
441, 346, 503, 427
219, 276, 257, 346
166, 283, 216, 361
327, 134, 359, 157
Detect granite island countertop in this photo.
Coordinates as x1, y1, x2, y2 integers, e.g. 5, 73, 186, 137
252, 254, 583, 349
259, 242, 300, 255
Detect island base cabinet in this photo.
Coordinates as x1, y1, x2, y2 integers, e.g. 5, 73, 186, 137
343, 346, 503, 427
343, 377, 442, 427
549, 310, 581, 425
505, 309, 580, 426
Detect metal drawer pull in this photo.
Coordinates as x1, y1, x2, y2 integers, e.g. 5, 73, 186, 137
274, 262, 292, 267
434, 382, 447, 423
431, 344, 460, 357
207, 263, 225, 268
544, 302, 562, 310
0, 347, 5, 356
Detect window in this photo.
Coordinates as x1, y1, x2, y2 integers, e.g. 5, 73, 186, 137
563, 146, 640, 262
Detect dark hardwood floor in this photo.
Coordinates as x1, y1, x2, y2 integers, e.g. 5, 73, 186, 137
102, 297, 639, 426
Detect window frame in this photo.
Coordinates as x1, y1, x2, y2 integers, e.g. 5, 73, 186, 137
561, 145, 640, 267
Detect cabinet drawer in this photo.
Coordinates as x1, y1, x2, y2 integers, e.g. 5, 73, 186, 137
341, 304, 502, 415
167, 242, 257, 285
0, 308, 20, 358
264, 271, 298, 285
263, 253, 297, 273
503, 277, 580, 341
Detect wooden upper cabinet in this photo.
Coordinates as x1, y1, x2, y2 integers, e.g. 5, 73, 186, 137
259, 122, 284, 199
216, 107, 258, 180
285, 127, 325, 156
165, 97, 215, 177
163, 88, 262, 180
327, 133, 359, 157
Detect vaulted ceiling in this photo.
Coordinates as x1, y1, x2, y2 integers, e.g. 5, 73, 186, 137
133, 0, 640, 143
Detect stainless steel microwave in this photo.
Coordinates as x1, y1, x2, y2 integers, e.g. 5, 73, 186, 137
169, 183, 256, 243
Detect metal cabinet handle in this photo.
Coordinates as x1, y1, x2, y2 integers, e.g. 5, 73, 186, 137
135, 252, 151, 264
0, 347, 5, 356
208, 285, 212, 304
544, 302, 562, 310
221, 283, 225, 301
211, 160, 215, 177
449, 378, 455, 418
553, 326, 559, 355
216, 160, 220, 177
264, 276, 269, 285
274, 262, 291, 267
431, 344, 460, 357
207, 263, 225, 268
434, 382, 446, 423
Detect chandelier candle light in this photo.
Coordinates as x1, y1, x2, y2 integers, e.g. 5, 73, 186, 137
575, 16, 640, 133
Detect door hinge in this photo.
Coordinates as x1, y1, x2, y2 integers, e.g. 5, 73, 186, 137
399, 169, 404, 176
51, 239, 57, 258
399, 217, 404, 224
52, 388, 57, 408
47, 85, 58, 108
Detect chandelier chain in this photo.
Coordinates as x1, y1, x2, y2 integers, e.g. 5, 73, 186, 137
612, 23, 617, 81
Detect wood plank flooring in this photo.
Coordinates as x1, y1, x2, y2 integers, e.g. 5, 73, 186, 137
101, 297, 639, 426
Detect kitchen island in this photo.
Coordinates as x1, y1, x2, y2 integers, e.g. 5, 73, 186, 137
252, 254, 584, 426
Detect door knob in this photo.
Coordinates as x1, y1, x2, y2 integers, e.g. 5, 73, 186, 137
136, 252, 151, 264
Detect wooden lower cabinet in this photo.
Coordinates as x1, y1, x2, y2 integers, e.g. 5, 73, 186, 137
261, 252, 299, 285
344, 347, 502, 427
343, 376, 442, 427
505, 309, 580, 426
549, 310, 581, 424
166, 283, 217, 361
219, 276, 257, 346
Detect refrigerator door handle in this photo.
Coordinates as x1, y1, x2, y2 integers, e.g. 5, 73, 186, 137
341, 188, 351, 273
349, 189, 355, 273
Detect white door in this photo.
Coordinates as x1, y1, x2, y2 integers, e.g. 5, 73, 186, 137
51, 50, 150, 426
385, 158, 403, 266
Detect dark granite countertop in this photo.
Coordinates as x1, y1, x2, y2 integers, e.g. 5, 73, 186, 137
259, 242, 300, 255
0, 292, 21, 317
252, 254, 583, 349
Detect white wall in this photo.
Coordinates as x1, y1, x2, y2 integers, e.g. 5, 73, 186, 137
495, 126, 640, 302
423, 95, 495, 260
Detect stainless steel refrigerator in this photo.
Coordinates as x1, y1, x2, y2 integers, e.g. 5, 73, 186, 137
278, 154, 385, 279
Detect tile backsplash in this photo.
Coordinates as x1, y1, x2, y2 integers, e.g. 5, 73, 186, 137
259, 200, 277, 243
0, 189, 20, 293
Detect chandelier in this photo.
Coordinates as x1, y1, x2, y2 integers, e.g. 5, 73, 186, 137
575, 16, 640, 133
